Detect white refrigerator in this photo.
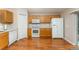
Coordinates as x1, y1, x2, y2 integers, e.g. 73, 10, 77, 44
51, 18, 63, 38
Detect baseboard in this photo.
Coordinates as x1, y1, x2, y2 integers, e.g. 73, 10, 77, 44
8, 40, 17, 46
18, 37, 27, 40
64, 39, 76, 45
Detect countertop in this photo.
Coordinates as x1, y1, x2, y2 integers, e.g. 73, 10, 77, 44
0, 31, 9, 34
0, 32, 6, 34
0, 29, 17, 34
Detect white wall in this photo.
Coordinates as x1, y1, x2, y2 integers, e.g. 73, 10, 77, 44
61, 9, 78, 45
61, 8, 79, 15
29, 23, 51, 28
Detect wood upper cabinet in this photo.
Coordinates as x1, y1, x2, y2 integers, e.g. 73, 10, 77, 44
28, 16, 32, 23
40, 15, 60, 23
28, 15, 60, 23
0, 10, 13, 24
40, 16, 52, 23
0, 32, 8, 50
28, 16, 38, 23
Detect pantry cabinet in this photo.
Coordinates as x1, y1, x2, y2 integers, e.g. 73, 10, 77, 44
0, 10, 13, 24
0, 32, 8, 49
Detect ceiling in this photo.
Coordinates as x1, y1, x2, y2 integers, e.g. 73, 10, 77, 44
28, 8, 66, 15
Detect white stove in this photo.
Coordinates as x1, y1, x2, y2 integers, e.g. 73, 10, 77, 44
32, 28, 40, 37
32, 19, 40, 37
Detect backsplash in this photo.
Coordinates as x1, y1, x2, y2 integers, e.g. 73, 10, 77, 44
0, 23, 4, 31
28, 23, 51, 28
0, 23, 17, 31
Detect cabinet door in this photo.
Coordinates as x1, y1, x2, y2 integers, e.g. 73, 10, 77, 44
28, 16, 32, 23
40, 28, 52, 38
0, 10, 13, 24
0, 32, 8, 49
40, 16, 50, 23
28, 16, 39, 23
5, 10, 13, 23
40, 16, 60, 23
0, 10, 5, 23
28, 28, 32, 38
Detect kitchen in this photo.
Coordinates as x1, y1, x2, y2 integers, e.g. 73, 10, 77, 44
0, 8, 79, 50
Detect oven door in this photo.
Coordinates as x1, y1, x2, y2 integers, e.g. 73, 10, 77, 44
32, 29, 40, 37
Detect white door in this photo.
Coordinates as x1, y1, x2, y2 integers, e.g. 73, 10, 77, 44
17, 14, 27, 40
52, 18, 63, 38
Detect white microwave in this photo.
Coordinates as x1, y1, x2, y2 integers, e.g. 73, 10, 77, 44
32, 19, 40, 23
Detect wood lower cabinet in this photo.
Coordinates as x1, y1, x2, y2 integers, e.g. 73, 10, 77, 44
40, 28, 52, 38
0, 32, 8, 50
28, 28, 32, 38
28, 28, 52, 38
0, 10, 13, 24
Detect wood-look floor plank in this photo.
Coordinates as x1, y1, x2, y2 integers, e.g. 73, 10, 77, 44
5, 38, 77, 50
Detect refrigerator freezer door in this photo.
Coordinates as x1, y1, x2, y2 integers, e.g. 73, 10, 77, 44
52, 18, 63, 38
